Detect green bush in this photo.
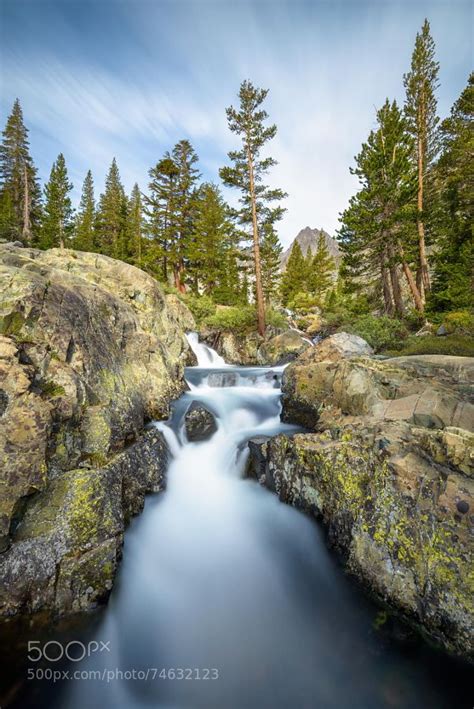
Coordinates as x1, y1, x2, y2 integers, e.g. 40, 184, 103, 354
287, 292, 320, 314
345, 315, 408, 352
443, 310, 474, 336
402, 308, 426, 332
384, 334, 474, 358
181, 294, 216, 323
266, 309, 287, 330
204, 306, 256, 332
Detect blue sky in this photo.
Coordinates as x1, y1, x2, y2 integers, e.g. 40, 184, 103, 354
0, 0, 472, 246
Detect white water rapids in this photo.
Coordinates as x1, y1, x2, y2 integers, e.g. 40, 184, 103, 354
49, 336, 466, 709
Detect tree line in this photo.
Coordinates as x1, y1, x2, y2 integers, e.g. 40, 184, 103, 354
0, 82, 285, 334
0, 19, 471, 334
338, 19, 472, 316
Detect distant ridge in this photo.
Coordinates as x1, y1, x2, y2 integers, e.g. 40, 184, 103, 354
280, 226, 341, 271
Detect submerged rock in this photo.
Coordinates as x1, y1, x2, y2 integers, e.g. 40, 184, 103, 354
257, 350, 474, 657
184, 402, 217, 441
207, 371, 238, 388
0, 245, 194, 618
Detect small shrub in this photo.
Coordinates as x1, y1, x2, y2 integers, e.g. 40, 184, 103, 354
402, 308, 426, 332
443, 310, 474, 336
182, 294, 216, 324
204, 306, 256, 332
287, 292, 320, 314
345, 315, 408, 352
266, 309, 287, 330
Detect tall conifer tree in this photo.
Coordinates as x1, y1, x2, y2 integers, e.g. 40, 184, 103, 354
0, 99, 41, 243
40, 153, 73, 249
144, 154, 179, 281
220, 80, 286, 335
339, 100, 423, 314
96, 158, 126, 258
404, 18, 440, 300
309, 233, 335, 298
260, 222, 283, 304
126, 183, 145, 266
280, 241, 306, 306
74, 170, 95, 252
170, 140, 200, 292
430, 73, 473, 311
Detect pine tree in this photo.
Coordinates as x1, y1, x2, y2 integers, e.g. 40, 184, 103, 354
260, 222, 283, 304
404, 18, 440, 301
96, 158, 126, 258
74, 170, 95, 252
126, 183, 145, 266
339, 100, 423, 315
430, 73, 474, 311
40, 153, 73, 249
170, 140, 200, 292
309, 233, 335, 297
0, 98, 41, 243
188, 182, 231, 294
220, 80, 287, 335
280, 242, 307, 306
144, 154, 179, 282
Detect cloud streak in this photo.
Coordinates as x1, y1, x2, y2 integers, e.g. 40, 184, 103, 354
1, 0, 471, 246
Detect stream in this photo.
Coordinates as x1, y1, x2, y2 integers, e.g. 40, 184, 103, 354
2, 334, 471, 708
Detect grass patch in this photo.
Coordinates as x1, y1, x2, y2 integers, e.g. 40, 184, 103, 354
383, 335, 474, 358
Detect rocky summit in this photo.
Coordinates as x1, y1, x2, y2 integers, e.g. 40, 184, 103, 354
248, 333, 474, 657
280, 226, 341, 270
0, 244, 194, 618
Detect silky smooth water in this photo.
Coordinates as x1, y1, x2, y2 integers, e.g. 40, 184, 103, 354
2, 338, 471, 708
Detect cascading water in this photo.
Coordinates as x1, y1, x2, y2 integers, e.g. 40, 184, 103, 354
186, 331, 227, 367
15, 337, 470, 709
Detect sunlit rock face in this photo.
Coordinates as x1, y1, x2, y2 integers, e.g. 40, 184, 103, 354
0, 244, 193, 617
257, 330, 311, 366
252, 349, 474, 657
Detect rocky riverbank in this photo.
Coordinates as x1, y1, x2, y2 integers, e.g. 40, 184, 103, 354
247, 333, 474, 658
0, 244, 194, 618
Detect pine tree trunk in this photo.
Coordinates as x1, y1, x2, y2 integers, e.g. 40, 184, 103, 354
174, 263, 186, 294
401, 260, 424, 312
389, 264, 404, 316
417, 130, 430, 298
381, 262, 394, 316
22, 165, 32, 244
247, 148, 265, 337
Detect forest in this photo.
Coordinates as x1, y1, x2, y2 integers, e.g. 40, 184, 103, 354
0, 19, 472, 353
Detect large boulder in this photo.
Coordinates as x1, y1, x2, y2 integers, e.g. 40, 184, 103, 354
257, 330, 311, 365
184, 402, 217, 441
0, 427, 168, 617
250, 424, 473, 657
255, 351, 474, 657
0, 244, 194, 617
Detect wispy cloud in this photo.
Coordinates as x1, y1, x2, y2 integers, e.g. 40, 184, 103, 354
1, 0, 471, 246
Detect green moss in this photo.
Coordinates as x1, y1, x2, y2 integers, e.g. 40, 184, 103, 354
37, 381, 66, 398
0, 311, 25, 337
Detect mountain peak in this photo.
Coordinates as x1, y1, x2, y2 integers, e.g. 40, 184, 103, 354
280, 226, 340, 270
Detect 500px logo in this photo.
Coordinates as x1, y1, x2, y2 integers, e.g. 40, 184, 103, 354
28, 640, 111, 663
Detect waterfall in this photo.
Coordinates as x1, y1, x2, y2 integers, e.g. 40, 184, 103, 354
52, 333, 465, 709
186, 331, 227, 368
